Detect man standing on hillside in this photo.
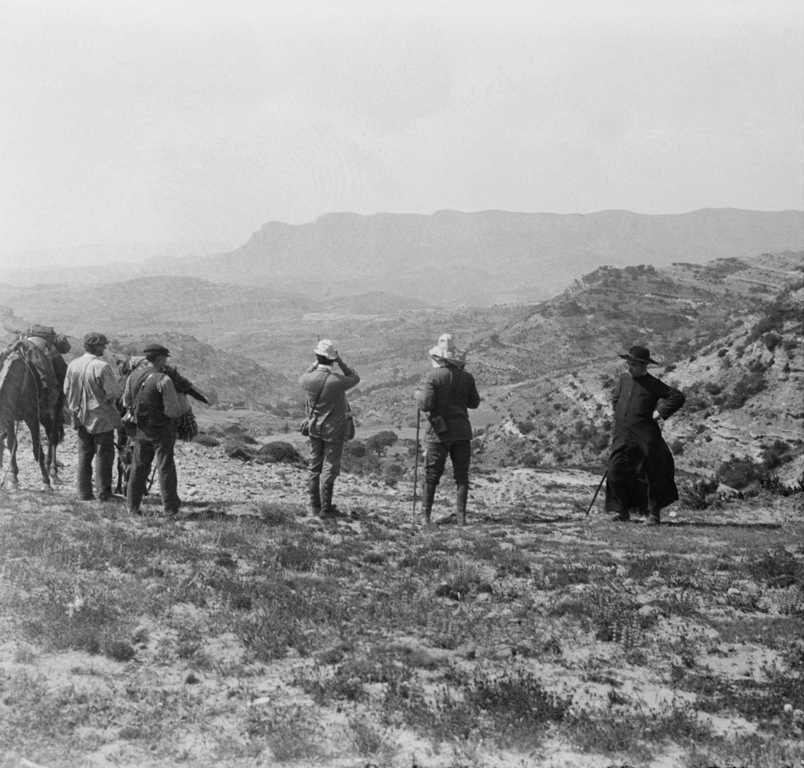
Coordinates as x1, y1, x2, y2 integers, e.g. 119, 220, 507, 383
123, 343, 183, 516
299, 340, 360, 518
63, 332, 122, 501
415, 333, 481, 526
605, 345, 685, 525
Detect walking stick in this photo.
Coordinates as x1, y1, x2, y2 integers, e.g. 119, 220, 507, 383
146, 464, 157, 494
586, 470, 607, 516
412, 409, 421, 515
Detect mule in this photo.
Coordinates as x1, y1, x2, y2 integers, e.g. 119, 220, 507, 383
0, 343, 58, 490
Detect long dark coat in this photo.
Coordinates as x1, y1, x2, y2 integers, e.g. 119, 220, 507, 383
605, 372, 685, 513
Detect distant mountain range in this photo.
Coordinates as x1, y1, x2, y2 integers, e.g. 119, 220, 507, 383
163, 208, 804, 304
3, 209, 802, 307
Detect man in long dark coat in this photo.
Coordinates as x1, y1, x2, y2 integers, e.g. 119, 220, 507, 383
605, 345, 685, 525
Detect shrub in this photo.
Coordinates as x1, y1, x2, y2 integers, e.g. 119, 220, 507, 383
194, 433, 221, 447
761, 440, 793, 470
716, 456, 766, 490
763, 332, 783, 351
521, 452, 540, 468
256, 441, 303, 464
723, 372, 766, 409
366, 430, 398, 455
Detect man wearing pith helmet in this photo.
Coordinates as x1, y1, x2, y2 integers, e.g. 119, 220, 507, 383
299, 339, 360, 519
63, 332, 122, 501
605, 344, 685, 525
123, 343, 183, 516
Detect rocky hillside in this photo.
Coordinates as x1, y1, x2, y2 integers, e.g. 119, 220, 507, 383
470, 253, 804, 488
164, 208, 804, 304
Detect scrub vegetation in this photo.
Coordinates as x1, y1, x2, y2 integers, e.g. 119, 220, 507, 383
1, 464, 802, 767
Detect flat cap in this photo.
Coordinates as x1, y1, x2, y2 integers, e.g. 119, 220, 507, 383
143, 343, 170, 357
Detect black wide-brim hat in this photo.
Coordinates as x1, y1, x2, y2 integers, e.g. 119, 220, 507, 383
619, 345, 660, 365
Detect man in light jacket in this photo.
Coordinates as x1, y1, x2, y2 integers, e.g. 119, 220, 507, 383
299, 339, 360, 518
63, 332, 122, 501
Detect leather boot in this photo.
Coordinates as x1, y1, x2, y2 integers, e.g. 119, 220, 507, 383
320, 483, 340, 519
422, 481, 437, 525
307, 476, 321, 515
646, 503, 661, 526
456, 483, 469, 525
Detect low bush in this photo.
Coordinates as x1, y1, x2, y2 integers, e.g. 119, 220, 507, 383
761, 440, 794, 470
256, 441, 303, 464
366, 430, 398, 455
722, 372, 766, 409
716, 456, 766, 490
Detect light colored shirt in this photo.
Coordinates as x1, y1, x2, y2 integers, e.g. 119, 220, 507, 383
64, 352, 123, 434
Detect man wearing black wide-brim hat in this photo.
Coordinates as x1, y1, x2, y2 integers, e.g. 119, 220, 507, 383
605, 345, 685, 525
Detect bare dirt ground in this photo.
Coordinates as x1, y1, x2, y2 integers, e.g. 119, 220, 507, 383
1, 431, 803, 768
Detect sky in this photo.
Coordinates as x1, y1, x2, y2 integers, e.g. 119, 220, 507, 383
1, 0, 803, 264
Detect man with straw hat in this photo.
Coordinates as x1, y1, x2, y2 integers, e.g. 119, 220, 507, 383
605, 344, 685, 525
415, 333, 480, 526
299, 339, 360, 519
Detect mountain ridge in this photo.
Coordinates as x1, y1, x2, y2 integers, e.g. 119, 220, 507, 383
161, 208, 804, 305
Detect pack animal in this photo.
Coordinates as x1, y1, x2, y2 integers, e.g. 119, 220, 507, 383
0, 340, 61, 490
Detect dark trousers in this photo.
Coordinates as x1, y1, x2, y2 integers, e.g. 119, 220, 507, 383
127, 430, 180, 514
425, 440, 471, 486
308, 437, 345, 510
76, 427, 115, 500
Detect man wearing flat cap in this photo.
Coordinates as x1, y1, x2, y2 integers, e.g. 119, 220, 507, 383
63, 332, 122, 500
605, 345, 685, 525
415, 333, 480, 526
122, 343, 183, 516
299, 339, 360, 518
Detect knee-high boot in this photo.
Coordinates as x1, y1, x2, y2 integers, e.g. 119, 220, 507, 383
423, 481, 437, 524
307, 476, 321, 514
456, 483, 469, 525
321, 482, 338, 517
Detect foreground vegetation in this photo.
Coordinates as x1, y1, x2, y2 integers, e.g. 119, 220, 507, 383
1, 481, 803, 767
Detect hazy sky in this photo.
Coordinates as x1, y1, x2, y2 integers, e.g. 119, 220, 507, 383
2, 0, 803, 260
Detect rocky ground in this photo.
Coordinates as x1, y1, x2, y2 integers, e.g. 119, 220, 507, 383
1, 430, 803, 768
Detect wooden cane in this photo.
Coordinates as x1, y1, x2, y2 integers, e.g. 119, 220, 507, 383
412, 409, 421, 516
586, 471, 608, 516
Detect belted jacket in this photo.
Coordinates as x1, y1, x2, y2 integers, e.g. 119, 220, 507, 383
299, 362, 360, 442
416, 363, 480, 443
